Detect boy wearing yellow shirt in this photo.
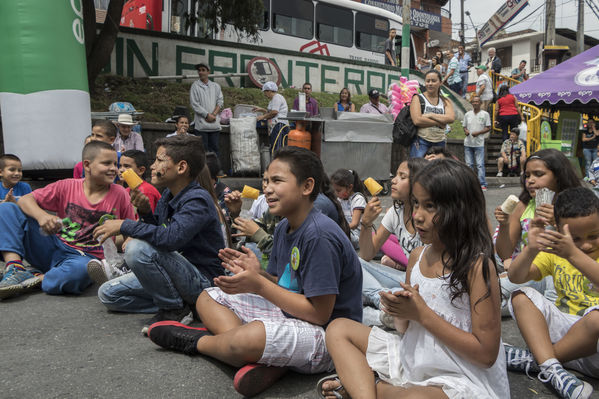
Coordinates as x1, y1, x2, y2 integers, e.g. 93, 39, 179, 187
504, 187, 599, 399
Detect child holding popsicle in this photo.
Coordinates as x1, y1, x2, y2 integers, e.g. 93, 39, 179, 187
331, 169, 368, 248
119, 150, 161, 213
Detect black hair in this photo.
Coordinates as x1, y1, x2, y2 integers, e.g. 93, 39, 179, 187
121, 150, 150, 178
154, 135, 205, 179
197, 165, 232, 247
175, 115, 189, 124
82, 141, 115, 162
330, 168, 367, 198
303, 82, 312, 89
393, 157, 428, 226
554, 187, 599, 226
497, 85, 510, 99
0, 154, 21, 170
411, 159, 498, 307
425, 146, 454, 159
520, 60, 527, 64
519, 149, 581, 205
93, 119, 117, 138
205, 152, 220, 180
321, 172, 351, 238
423, 69, 445, 99
271, 146, 322, 201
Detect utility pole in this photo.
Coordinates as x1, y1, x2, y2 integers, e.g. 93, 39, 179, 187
401, 0, 411, 77
546, 0, 556, 46
460, 0, 465, 46
577, 0, 584, 54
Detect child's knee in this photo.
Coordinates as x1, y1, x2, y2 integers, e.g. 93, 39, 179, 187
227, 321, 266, 360
196, 289, 216, 315
124, 239, 153, 268
42, 266, 91, 295
325, 318, 352, 343
581, 310, 599, 334
510, 290, 533, 314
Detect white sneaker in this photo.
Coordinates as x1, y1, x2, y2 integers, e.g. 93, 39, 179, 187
538, 362, 593, 399
496, 172, 503, 177
87, 259, 126, 285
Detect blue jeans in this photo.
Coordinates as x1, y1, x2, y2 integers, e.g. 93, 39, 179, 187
360, 258, 406, 308
464, 146, 487, 186
98, 239, 212, 312
460, 72, 469, 97
583, 148, 597, 177
410, 136, 446, 158
195, 129, 220, 156
0, 202, 94, 294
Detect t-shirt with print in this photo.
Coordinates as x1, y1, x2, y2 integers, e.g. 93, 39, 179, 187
0, 181, 32, 201
126, 181, 161, 213
33, 179, 136, 259
463, 110, 491, 147
534, 251, 599, 315
267, 208, 363, 324
381, 204, 422, 255
447, 56, 462, 85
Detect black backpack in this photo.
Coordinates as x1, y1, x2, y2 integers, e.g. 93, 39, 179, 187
392, 94, 425, 146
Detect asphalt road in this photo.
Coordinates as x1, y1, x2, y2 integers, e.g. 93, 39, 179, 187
1, 187, 598, 398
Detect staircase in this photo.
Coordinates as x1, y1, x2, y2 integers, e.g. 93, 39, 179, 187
485, 133, 504, 176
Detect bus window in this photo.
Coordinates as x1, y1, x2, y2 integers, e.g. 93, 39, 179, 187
258, 0, 269, 30
355, 12, 388, 53
170, 0, 189, 35
272, 0, 313, 39
316, 3, 352, 47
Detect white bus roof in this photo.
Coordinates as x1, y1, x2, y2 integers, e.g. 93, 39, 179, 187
315, 0, 403, 25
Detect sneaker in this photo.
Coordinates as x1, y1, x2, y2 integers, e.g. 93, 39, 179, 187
496, 172, 503, 177
141, 306, 194, 336
87, 259, 126, 285
538, 362, 593, 399
0, 265, 41, 299
481, 185, 488, 192
504, 345, 540, 376
147, 321, 211, 355
234, 363, 288, 397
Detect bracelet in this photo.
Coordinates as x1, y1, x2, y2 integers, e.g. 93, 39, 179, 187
361, 221, 374, 229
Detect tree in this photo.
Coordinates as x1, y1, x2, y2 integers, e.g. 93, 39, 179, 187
191, 0, 264, 40
82, 0, 125, 93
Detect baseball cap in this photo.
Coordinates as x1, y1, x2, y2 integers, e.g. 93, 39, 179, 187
262, 81, 278, 92
475, 65, 487, 71
368, 89, 380, 98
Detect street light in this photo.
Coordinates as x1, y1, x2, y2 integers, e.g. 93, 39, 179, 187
465, 10, 480, 63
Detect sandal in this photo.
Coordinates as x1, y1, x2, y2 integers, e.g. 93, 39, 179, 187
316, 374, 347, 399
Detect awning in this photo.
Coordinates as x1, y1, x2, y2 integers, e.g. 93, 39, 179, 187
510, 45, 599, 108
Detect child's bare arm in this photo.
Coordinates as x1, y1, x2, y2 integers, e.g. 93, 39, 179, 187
508, 217, 545, 283
17, 193, 62, 234
358, 197, 388, 261
495, 202, 525, 259
348, 208, 363, 229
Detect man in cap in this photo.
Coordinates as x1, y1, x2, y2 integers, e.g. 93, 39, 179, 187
113, 113, 144, 152
475, 65, 494, 112
253, 82, 289, 152
190, 63, 224, 156
359, 89, 389, 114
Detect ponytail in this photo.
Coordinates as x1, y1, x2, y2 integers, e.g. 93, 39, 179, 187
321, 173, 351, 238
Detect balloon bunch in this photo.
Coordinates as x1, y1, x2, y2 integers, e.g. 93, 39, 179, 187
387, 77, 420, 119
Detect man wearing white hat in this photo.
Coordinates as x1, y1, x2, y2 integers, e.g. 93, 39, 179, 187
253, 82, 289, 151
113, 113, 145, 152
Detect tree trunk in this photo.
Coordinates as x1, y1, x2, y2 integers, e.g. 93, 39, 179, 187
83, 0, 125, 93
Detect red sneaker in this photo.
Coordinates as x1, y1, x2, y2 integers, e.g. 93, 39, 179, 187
233, 363, 288, 397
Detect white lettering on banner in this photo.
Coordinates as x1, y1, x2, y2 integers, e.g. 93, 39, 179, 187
478, 0, 529, 46
411, 9, 441, 29
71, 0, 84, 44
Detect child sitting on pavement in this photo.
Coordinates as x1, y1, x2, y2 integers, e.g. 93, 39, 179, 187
0, 141, 135, 299
146, 147, 363, 397
94, 135, 225, 335
0, 154, 31, 203
73, 135, 93, 179
506, 187, 599, 399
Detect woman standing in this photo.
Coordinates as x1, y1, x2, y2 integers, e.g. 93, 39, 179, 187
494, 85, 524, 142
336, 88, 355, 112
409, 70, 455, 158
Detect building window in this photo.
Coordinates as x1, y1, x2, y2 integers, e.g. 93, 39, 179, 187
259, 0, 269, 30
355, 12, 389, 53
272, 0, 313, 39
316, 3, 353, 47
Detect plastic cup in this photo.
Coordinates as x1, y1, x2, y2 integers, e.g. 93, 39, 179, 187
241, 185, 260, 200
122, 168, 143, 189
500, 195, 520, 215
364, 177, 383, 196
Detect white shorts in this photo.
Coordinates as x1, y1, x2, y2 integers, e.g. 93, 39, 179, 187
509, 287, 599, 377
205, 287, 333, 374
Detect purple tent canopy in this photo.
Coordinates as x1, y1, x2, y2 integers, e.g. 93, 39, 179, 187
510, 45, 599, 107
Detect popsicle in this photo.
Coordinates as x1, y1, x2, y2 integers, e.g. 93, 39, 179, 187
500, 194, 520, 215
122, 168, 144, 189
241, 185, 260, 200
364, 177, 383, 196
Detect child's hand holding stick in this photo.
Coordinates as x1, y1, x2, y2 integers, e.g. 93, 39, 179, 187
130, 187, 151, 215
536, 224, 578, 259
224, 191, 243, 218
362, 197, 382, 226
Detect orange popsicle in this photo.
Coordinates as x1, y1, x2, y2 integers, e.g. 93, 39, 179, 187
122, 168, 143, 189
364, 177, 383, 196
241, 185, 260, 200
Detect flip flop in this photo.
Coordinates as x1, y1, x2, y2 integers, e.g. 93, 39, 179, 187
316, 373, 346, 399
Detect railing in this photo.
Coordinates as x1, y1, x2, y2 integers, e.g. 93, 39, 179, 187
488, 70, 542, 156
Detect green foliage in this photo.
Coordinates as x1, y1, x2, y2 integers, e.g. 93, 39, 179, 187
194, 0, 264, 40
91, 76, 373, 122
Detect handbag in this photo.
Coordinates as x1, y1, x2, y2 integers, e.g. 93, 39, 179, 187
392, 94, 425, 146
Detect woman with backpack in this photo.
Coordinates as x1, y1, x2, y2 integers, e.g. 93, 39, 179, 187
409, 70, 456, 158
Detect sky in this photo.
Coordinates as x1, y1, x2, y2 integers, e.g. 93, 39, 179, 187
447, 0, 599, 42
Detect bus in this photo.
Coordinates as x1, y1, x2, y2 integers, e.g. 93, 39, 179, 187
111, 0, 416, 67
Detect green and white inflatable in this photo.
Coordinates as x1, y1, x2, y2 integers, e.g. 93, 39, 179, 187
0, 0, 90, 170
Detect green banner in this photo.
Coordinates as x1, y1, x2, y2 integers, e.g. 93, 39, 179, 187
0, 0, 89, 93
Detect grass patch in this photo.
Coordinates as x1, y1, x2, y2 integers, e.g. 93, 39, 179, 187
91, 75, 372, 122
447, 120, 465, 140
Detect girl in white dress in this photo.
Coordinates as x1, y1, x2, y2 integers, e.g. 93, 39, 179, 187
318, 159, 509, 398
